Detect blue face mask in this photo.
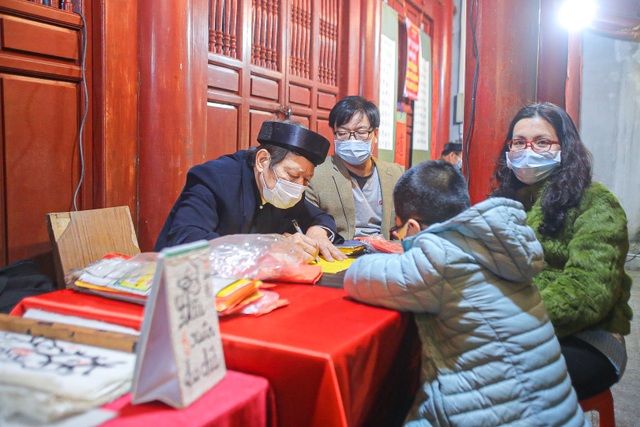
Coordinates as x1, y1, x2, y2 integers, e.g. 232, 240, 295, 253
506, 149, 561, 185
334, 140, 372, 165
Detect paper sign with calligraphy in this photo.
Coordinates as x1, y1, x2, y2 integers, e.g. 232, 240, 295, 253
403, 18, 421, 101
378, 33, 397, 151
131, 240, 226, 408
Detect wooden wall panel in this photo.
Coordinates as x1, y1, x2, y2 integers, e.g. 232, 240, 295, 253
0, 5, 81, 82
289, 83, 310, 106
291, 114, 310, 128
208, 64, 240, 92
249, 109, 276, 148
206, 102, 239, 158
2, 16, 78, 61
250, 75, 280, 99
1, 74, 79, 264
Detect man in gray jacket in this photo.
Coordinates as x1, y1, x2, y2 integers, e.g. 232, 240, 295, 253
306, 96, 404, 241
344, 160, 587, 426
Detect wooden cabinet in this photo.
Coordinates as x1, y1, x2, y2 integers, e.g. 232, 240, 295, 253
0, 0, 87, 277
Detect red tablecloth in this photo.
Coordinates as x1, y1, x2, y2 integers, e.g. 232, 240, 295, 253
10, 285, 419, 427
218, 284, 419, 427
101, 370, 273, 427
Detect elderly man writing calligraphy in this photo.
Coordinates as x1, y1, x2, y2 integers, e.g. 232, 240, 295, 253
154, 120, 345, 262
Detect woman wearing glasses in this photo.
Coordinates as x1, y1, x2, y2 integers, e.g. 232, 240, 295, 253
490, 102, 632, 401
306, 96, 404, 241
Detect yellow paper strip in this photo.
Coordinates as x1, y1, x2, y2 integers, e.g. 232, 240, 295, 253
317, 257, 356, 274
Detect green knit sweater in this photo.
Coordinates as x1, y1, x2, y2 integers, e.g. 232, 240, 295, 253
516, 181, 633, 338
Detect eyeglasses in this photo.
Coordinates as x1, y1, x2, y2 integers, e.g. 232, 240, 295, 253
507, 138, 560, 153
389, 222, 409, 241
334, 129, 374, 141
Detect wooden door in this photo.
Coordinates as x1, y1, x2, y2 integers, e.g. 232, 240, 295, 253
206, 0, 341, 160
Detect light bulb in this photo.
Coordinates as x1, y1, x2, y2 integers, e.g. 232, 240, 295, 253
558, 0, 596, 31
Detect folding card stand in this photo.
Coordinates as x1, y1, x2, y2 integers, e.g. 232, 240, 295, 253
131, 240, 226, 408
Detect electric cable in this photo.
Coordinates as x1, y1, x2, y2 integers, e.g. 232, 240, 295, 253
72, 6, 88, 211
464, 0, 479, 184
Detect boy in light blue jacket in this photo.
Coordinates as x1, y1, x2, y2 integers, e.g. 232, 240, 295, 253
344, 160, 587, 426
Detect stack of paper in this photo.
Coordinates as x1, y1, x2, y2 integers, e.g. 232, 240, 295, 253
70, 253, 155, 304
213, 277, 266, 316
336, 240, 367, 256
0, 331, 135, 424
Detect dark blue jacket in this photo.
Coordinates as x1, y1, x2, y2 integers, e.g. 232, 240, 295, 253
154, 150, 338, 250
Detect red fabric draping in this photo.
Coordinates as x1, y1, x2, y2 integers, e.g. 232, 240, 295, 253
101, 370, 273, 427
9, 289, 144, 329
219, 284, 419, 427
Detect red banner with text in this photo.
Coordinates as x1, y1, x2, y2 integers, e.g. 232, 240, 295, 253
403, 18, 421, 101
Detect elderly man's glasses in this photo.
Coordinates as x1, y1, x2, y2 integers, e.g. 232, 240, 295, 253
334, 129, 374, 141
507, 138, 560, 153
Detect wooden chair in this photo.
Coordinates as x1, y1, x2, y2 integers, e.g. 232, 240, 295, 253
579, 388, 615, 427
47, 206, 141, 288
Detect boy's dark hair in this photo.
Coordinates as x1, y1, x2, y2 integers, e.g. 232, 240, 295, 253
394, 160, 470, 226
329, 96, 380, 129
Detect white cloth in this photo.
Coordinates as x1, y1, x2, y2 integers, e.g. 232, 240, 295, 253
0, 331, 135, 423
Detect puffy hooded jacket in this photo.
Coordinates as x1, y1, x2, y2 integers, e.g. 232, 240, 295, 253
344, 198, 587, 426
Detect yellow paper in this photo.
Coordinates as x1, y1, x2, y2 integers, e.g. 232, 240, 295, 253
317, 257, 356, 274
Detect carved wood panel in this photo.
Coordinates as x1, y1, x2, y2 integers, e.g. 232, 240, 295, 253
318, 0, 337, 86
206, 0, 340, 160
210, 0, 240, 59
252, 0, 280, 70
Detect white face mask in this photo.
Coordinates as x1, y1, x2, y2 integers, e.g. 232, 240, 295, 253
456, 157, 462, 170
506, 149, 562, 185
334, 140, 372, 165
260, 166, 306, 209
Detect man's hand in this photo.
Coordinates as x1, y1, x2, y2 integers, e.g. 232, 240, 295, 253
284, 232, 318, 263
306, 226, 347, 262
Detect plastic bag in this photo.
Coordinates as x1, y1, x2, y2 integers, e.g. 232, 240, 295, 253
67, 252, 158, 295
238, 290, 289, 316
208, 234, 308, 280
218, 290, 289, 317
